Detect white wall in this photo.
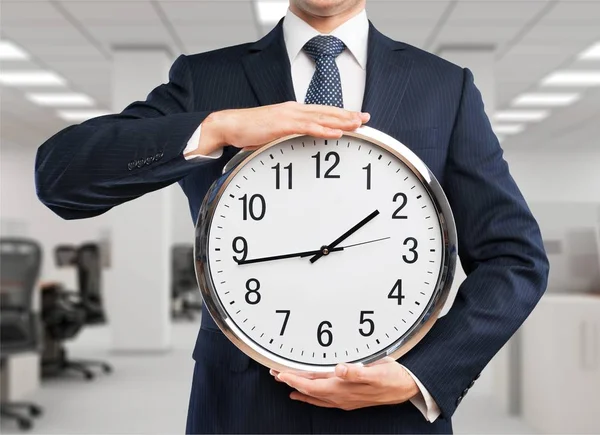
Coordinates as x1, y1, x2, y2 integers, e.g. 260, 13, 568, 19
504, 149, 600, 203
505, 149, 600, 293
171, 186, 196, 245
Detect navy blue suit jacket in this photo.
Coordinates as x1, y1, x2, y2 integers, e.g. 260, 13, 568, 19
35, 20, 549, 434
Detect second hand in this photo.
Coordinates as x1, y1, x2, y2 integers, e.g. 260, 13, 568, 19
299, 236, 391, 257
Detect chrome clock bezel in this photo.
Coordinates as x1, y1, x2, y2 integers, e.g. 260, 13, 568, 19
194, 125, 457, 373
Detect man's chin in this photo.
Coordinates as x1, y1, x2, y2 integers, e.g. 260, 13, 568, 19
291, 0, 362, 18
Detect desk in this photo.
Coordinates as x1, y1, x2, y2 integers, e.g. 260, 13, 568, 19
521, 294, 600, 433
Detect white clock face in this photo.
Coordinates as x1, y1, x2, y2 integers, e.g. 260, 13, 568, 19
204, 135, 444, 369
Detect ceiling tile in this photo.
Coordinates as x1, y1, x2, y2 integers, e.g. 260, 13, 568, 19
496, 82, 533, 106
543, 1, 600, 23
22, 42, 107, 61
448, 0, 550, 23
496, 52, 572, 88
159, 1, 255, 23
85, 24, 174, 47
521, 24, 600, 43
177, 24, 258, 46
434, 24, 523, 46
1, 24, 89, 43
59, 1, 161, 24
367, 1, 450, 23
1, 1, 66, 24
372, 23, 432, 48
503, 42, 593, 56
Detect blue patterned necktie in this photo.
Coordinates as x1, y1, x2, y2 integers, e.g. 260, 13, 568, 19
303, 35, 346, 108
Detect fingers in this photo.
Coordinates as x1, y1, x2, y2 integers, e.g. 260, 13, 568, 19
288, 115, 363, 139
281, 102, 370, 136
297, 123, 344, 139
301, 103, 370, 123
367, 356, 396, 367
301, 108, 370, 132
271, 369, 335, 380
277, 372, 335, 396
334, 362, 383, 385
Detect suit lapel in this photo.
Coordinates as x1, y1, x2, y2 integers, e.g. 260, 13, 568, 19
361, 23, 414, 134
242, 19, 413, 133
242, 20, 296, 106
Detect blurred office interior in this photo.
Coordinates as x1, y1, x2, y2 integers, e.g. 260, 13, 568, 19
1, 0, 599, 433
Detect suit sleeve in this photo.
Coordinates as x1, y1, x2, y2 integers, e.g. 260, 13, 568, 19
35, 54, 220, 220
399, 68, 549, 419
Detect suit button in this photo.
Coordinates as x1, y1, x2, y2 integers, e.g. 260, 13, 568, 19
145, 156, 154, 165
136, 159, 144, 168
127, 161, 135, 171
154, 152, 163, 161
469, 380, 476, 388
456, 395, 463, 406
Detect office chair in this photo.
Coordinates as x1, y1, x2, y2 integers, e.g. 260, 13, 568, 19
41, 243, 112, 380
54, 244, 78, 267
171, 244, 202, 320
0, 238, 44, 430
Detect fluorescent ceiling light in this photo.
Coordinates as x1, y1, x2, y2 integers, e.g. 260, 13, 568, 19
542, 71, 600, 87
493, 124, 525, 135
256, 1, 288, 24
0, 40, 30, 60
57, 110, 110, 122
27, 92, 94, 107
579, 41, 600, 60
0, 71, 66, 87
512, 93, 580, 107
494, 110, 549, 122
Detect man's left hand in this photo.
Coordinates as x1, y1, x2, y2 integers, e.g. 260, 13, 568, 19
271, 357, 420, 411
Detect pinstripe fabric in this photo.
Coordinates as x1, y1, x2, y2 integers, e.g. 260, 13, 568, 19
35, 19, 548, 435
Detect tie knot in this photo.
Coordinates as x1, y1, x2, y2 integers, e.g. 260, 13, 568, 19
303, 35, 345, 60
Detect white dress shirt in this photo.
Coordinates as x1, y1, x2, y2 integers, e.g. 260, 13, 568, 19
183, 8, 441, 423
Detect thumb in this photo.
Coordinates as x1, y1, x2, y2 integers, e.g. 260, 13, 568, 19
335, 363, 371, 383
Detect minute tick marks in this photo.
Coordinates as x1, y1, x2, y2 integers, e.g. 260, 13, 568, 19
203, 135, 450, 368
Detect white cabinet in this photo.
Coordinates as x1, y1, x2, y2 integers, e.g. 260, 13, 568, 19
522, 294, 600, 434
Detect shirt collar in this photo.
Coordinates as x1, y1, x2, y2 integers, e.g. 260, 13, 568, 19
283, 8, 369, 70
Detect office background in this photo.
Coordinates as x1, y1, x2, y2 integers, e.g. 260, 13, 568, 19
1, 0, 599, 433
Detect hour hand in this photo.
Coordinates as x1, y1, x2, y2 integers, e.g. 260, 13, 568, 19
309, 210, 380, 263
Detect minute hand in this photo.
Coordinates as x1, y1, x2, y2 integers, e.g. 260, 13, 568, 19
309, 210, 380, 264
236, 248, 340, 265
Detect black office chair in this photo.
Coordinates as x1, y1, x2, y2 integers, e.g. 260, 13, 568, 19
54, 244, 78, 268
76, 244, 107, 325
171, 244, 202, 320
41, 243, 111, 380
0, 238, 44, 430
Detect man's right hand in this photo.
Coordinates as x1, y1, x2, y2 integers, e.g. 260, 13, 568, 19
187, 102, 371, 157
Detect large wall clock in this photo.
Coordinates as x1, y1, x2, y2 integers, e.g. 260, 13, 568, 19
194, 126, 457, 372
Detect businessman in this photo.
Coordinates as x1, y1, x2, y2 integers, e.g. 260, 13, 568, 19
35, 0, 549, 433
